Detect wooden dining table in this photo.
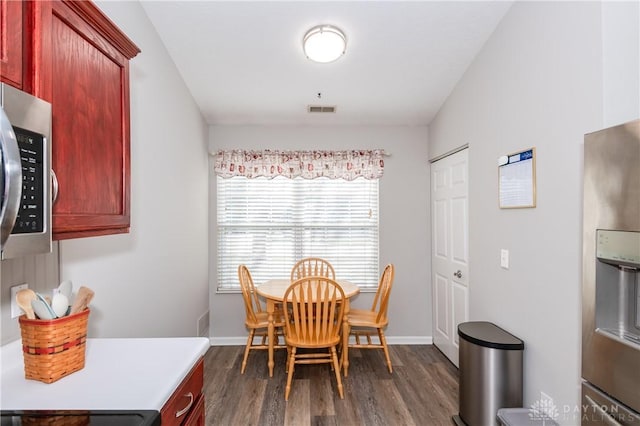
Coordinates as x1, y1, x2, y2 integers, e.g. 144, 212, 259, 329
256, 279, 360, 377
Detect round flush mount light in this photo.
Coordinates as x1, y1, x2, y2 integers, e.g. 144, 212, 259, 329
303, 25, 347, 63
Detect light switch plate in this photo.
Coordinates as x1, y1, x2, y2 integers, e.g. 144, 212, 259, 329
500, 249, 509, 269
10, 283, 29, 318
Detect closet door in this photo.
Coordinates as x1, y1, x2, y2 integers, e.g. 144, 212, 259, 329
431, 148, 469, 367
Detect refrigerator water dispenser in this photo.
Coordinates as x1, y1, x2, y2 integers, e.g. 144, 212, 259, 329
595, 229, 640, 346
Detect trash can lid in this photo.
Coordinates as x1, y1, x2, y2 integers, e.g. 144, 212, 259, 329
458, 321, 524, 350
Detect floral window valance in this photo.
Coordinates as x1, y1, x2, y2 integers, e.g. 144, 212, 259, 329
213, 149, 385, 180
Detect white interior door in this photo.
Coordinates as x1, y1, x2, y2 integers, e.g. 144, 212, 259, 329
431, 148, 469, 367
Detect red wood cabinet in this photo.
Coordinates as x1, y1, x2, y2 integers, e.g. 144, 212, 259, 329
38, 1, 140, 239
161, 359, 205, 426
14, 0, 140, 240
182, 394, 205, 426
0, 0, 25, 88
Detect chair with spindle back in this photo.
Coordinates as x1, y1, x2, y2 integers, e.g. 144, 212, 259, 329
290, 257, 335, 281
343, 263, 395, 376
238, 264, 285, 374
282, 276, 345, 400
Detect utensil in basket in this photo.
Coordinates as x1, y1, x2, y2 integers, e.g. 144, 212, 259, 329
16, 289, 37, 320
70, 286, 94, 315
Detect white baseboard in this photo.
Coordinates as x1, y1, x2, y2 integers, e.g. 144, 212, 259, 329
209, 336, 246, 346
386, 336, 433, 345
208, 335, 433, 346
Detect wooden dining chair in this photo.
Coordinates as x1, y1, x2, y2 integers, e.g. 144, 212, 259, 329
238, 264, 285, 374
283, 276, 345, 401
290, 257, 336, 281
344, 263, 395, 377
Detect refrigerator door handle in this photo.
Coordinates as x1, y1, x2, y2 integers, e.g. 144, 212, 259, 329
0, 106, 21, 249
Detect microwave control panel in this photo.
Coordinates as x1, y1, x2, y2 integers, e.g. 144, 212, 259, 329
13, 127, 44, 234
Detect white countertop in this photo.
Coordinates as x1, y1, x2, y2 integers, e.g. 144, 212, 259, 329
0, 337, 210, 410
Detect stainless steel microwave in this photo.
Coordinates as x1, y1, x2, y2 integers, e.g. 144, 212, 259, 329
0, 83, 52, 259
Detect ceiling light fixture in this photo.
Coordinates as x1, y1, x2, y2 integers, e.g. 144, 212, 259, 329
303, 25, 347, 63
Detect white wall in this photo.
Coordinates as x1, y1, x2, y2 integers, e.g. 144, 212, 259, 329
602, 1, 640, 126
1, 248, 59, 344
208, 126, 431, 344
429, 1, 639, 424
57, 1, 210, 338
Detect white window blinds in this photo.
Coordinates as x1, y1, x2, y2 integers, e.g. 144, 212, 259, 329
216, 176, 379, 291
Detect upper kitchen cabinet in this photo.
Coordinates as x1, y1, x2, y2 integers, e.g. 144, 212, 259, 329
0, 0, 25, 88
31, 0, 140, 240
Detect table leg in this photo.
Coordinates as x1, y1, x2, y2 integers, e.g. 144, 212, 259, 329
342, 299, 350, 377
266, 299, 275, 377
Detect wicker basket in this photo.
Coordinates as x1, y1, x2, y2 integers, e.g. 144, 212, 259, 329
19, 309, 89, 384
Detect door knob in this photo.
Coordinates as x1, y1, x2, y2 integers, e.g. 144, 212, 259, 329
453, 270, 462, 279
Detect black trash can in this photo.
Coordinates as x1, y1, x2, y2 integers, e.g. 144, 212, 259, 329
453, 321, 524, 426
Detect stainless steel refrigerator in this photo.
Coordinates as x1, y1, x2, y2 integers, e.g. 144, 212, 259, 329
582, 119, 640, 425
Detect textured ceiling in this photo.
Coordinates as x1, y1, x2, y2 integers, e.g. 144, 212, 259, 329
140, 1, 512, 126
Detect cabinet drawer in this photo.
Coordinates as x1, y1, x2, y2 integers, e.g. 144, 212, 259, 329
182, 393, 205, 426
160, 359, 204, 426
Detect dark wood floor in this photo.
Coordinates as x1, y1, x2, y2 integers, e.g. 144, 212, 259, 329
203, 345, 459, 426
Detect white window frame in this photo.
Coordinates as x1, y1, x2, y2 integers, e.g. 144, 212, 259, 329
216, 176, 380, 292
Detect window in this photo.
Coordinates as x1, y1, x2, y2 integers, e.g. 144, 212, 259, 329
216, 176, 379, 291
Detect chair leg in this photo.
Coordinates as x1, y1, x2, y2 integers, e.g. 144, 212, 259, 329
378, 328, 392, 373
331, 346, 344, 399
342, 325, 350, 377
285, 347, 296, 401
285, 345, 290, 373
241, 329, 255, 374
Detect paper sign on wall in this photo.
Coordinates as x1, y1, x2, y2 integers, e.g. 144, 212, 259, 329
498, 148, 536, 208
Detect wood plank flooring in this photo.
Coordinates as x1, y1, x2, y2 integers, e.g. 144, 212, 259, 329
203, 345, 459, 426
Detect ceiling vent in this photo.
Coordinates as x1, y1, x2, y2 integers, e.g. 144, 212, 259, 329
307, 105, 336, 113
